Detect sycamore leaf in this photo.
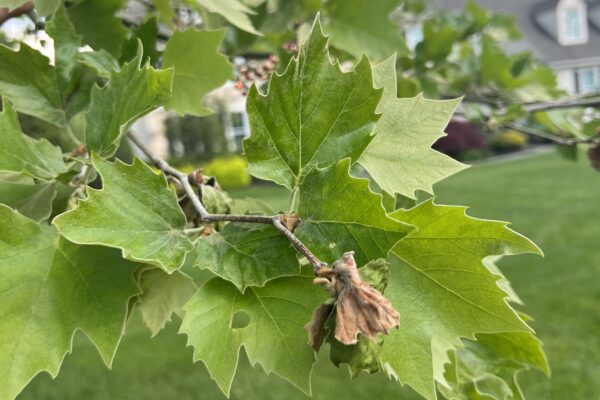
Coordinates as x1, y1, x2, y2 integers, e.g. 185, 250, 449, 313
46, 5, 83, 93
54, 156, 194, 273
83, 47, 173, 157
136, 267, 197, 337
78, 50, 120, 79
180, 270, 328, 396
120, 17, 160, 65
191, 0, 260, 35
440, 331, 549, 400
0, 176, 56, 221
0, 205, 140, 400
0, 102, 67, 180
193, 222, 300, 291
163, 28, 233, 116
67, 0, 128, 57
358, 56, 467, 199
322, 0, 408, 60
295, 159, 413, 266
244, 17, 382, 190
0, 43, 67, 127
380, 200, 542, 400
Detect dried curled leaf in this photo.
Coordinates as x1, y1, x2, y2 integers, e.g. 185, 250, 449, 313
306, 251, 400, 350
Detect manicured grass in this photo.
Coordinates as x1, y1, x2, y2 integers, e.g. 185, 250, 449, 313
19, 151, 600, 399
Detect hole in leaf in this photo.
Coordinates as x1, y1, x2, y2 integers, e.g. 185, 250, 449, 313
231, 311, 250, 329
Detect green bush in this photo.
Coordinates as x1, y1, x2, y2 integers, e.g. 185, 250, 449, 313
203, 155, 251, 189
489, 130, 528, 152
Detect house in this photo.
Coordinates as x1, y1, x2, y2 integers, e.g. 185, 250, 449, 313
430, 0, 600, 94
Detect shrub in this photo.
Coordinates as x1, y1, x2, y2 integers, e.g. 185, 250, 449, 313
489, 130, 528, 152
203, 155, 251, 189
433, 120, 486, 159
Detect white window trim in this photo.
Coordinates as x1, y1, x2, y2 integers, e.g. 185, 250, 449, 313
556, 0, 589, 46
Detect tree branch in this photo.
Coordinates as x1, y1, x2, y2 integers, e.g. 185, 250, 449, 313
506, 123, 600, 146
127, 132, 326, 271
522, 96, 600, 113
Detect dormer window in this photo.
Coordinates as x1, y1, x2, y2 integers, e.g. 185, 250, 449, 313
557, 0, 589, 45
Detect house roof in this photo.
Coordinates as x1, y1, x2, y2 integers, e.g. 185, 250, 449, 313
429, 0, 600, 68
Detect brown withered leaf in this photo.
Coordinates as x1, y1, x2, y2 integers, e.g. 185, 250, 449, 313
306, 251, 400, 350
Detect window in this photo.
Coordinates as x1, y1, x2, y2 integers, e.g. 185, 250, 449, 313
557, 0, 588, 45
577, 67, 599, 94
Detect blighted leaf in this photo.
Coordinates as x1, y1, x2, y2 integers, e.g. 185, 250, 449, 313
325, 258, 390, 377
0, 177, 56, 221
358, 56, 467, 199
295, 159, 413, 266
83, 46, 173, 157
136, 267, 197, 336
193, 222, 300, 290
180, 270, 327, 396
163, 28, 233, 116
0, 205, 140, 400
310, 252, 399, 346
322, 0, 408, 60
244, 17, 382, 190
381, 200, 542, 400
54, 156, 194, 273
0, 102, 67, 180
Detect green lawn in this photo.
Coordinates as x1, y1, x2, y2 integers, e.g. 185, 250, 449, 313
19, 151, 600, 399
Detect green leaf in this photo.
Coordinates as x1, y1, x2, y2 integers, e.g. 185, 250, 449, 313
322, 0, 408, 60
135, 267, 197, 337
54, 156, 194, 273
295, 159, 413, 266
358, 56, 467, 199
190, 0, 260, 35
180, 270, 328, 396
243, 17, 382, 190
163, 29, 233, 117
0, 43, 67, 127
78, 50, 120, 79
0, 175, 56, 221
380, 199, 542, 400
83, 47, 173, 157
120, 17, 160, 66
0, 102, 67, 180
67, 0, 128, 57
0, 205, 140, 400
440, 331, 549, 400
193, 222, 300, 291
46, 5, 83, 93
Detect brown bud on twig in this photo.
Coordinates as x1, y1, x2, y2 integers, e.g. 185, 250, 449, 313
281, 212, 301, 232
306, 252, 400, 350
